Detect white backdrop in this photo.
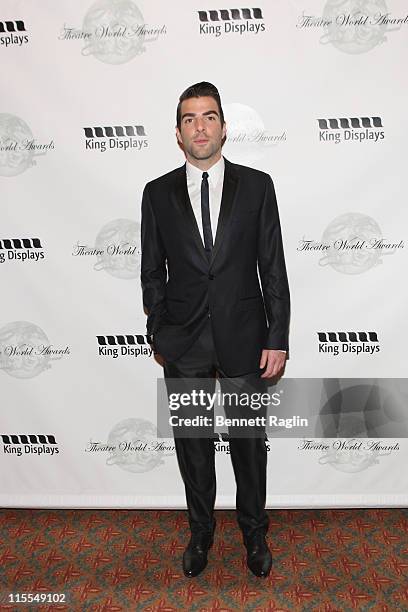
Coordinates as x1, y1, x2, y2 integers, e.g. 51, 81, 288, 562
1, 0, 407, 508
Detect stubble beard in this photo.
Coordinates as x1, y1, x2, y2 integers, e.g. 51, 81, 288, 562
187, 139, 222, 162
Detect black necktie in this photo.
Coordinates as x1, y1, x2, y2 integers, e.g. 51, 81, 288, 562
201, 171, 213, 257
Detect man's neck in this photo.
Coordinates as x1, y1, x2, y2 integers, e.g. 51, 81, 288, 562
185, 152, 222, 172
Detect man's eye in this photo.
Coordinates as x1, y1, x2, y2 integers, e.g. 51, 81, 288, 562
185, 118, 192, 124
207, 116, 215, 120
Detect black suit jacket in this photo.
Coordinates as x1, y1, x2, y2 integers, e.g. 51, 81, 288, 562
140, 156, 290, 376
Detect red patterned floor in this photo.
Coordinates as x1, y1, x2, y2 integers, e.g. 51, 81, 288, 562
0, 508, 407, 611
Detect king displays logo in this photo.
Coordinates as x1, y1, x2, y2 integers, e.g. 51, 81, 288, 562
0, 20, 29, 47
0, 238, 44, 264
318, 116, 384, 144
83, 124, 148, 152
97, 334, 153, 358
317, 331, 380, 356
1, 434, 59, 457
198, 8, 265, 36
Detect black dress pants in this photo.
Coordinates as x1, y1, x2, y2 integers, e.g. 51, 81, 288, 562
163, 317, 270, 540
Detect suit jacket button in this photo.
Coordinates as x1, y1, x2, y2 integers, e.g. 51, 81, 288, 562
208, 274, 214, 280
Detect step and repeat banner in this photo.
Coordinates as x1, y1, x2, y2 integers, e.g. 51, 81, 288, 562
1, 0, 407, 508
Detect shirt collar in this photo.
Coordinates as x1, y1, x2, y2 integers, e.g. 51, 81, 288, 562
186, 155, 224, 187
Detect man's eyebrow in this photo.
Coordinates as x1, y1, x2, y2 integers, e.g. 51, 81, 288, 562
181, 110, 220, 120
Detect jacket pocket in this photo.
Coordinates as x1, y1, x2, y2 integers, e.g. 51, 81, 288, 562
237, 295, 263, 311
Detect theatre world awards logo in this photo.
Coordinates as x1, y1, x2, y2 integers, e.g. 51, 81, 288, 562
0, 322, 70, 379
222, 103, 286, 165
58, 0, 166, 64
0, 114, 54, 177
72, 218, 141, 279
297, 212, 404, 275
85, 418, 174, 473
296, 0, 408, 54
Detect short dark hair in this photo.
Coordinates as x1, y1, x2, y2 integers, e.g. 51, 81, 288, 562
176, 81, 225, 129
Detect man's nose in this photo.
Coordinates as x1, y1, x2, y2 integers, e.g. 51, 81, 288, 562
194, 117, 205, 131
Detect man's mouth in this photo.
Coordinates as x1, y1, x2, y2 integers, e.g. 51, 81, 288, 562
194, 139, 209, 144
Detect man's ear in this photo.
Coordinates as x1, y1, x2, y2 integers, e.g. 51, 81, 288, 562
175, 126, 182, 145
222, 121, 227, 140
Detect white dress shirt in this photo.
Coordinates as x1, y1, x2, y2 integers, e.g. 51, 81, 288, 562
185, 156, 285, 355
186, 155, 224, 245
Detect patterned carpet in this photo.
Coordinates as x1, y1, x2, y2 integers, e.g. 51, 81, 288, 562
0, 508, 407, 611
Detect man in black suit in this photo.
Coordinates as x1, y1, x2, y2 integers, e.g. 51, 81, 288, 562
141, 82, 290, 578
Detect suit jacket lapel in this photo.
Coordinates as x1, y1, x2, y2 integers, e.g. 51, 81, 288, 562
210, 157, 239, 266
171, 163, 208, 264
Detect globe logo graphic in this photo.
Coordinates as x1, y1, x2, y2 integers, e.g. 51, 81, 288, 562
106, 418, 174, 472
82, 0, 155, 64
318, 443, 382, 472
0, 321, 61, 379
223, 103, 280, 164
318, 414, 381, 473
93, 218, 141, 279
319, 212, 384, 274
0, 114, 37, 177
316, 385, 395, 472
320, 0, 389, 54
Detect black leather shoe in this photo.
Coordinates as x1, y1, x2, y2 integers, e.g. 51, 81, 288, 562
182, 532, 214, 578
244, 531, 272, 577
